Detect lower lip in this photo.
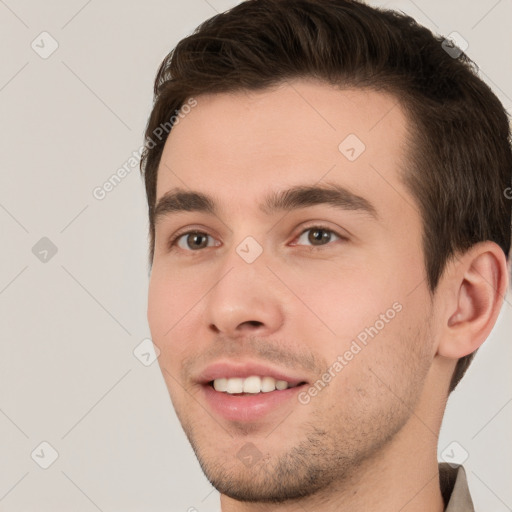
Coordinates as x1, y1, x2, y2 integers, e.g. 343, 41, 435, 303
202, 383, 307, 422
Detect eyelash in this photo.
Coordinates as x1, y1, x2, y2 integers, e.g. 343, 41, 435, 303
167, 224, 346, 253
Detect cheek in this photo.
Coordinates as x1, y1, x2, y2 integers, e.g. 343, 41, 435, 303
294, 259, 430, 381
287, 260, 398, 339
147, 264, 200, 336
147, 267, 198, 377
325, 309, 431, 425
148, 271, 194, 404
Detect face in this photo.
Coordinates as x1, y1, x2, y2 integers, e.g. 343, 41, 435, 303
147, 79, 437, 503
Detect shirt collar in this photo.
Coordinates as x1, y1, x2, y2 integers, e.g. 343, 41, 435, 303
439, 463, 475, 511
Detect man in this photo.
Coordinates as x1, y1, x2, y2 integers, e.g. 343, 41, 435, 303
140, 0, 511, 510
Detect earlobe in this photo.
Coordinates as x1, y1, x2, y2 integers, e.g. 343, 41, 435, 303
437, 242, 509, 360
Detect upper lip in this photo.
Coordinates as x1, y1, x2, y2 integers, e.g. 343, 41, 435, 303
197, 360, 309, 387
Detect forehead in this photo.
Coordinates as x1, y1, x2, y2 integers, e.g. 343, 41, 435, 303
155, 79, 416, 226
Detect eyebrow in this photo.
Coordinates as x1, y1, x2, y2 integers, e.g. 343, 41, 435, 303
153, 182, 378, 225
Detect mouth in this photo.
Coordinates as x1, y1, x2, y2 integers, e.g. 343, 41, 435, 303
196, 361, 311, 422
207, 376, 308, 395
200, 376, 309, 423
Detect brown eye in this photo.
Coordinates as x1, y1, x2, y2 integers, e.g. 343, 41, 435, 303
295, 226, 342, 247
167, 224, 345, 254
170, 231, 215, 251
185, 232, 209, 249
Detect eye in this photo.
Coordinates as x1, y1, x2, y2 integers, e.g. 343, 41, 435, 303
169, 230, 218, 252
292, 225, 344, 248
167, 224, 346, 253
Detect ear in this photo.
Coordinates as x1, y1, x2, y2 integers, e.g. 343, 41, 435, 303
436, 242, 510, 359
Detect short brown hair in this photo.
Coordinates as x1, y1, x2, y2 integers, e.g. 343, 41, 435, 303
140, 0, 512, 393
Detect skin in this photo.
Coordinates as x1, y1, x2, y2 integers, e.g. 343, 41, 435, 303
147, 78, 509, 511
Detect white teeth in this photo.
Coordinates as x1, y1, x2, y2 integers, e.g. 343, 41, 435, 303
261, 376, 276, 393
213, 378, 228, 392
243, 376, 261, 393
212, 376, 293, 394
275, 380, 289, 390
226, 378, 243, 394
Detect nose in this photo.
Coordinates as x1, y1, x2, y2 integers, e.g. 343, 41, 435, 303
203, 250, 286, 340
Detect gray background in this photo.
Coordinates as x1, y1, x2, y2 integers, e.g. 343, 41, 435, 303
0, 1, 510, 511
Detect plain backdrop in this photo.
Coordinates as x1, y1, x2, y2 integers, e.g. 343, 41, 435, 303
0, 1, 511, 511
